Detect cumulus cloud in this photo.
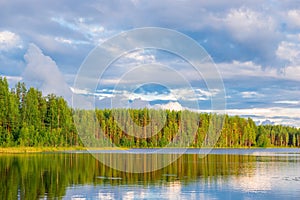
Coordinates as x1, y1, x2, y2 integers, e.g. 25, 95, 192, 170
220, 7, 282, 66
153, 101, 183, 111
276, 41, 300, 65
0, 31, 22, 50
0, 0, 289, 68
218, 60, 276, 78
1, 0, 297, 70
217, 60, 300, 81
171, 88, 219, 101
22, 43, 72, 102
224, 8, 276, 42
286, 10, 300, 29
2, 1, 300, 127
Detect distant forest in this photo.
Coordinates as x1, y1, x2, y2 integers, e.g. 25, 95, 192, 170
0, 76, 299, 148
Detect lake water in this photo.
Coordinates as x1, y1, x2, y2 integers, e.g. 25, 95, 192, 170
0, 148, 299, 199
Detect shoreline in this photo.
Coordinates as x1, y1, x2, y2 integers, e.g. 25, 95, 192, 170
0, 146, 298, 154
0, 147, 86, 154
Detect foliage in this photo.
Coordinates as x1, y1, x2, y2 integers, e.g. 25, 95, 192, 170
0, 77, 78, 147
0, 76, 299, 148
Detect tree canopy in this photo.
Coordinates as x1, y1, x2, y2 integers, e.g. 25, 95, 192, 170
0, 76, 299, 148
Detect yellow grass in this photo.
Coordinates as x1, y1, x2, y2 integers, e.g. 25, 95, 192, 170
0, 146, 293, 154
0, 146, 131, 153
0, 146, 86, 153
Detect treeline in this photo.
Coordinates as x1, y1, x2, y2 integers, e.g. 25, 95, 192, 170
0, 77, 78, 147
77, 109, 300, 148
0, 77, 300, 148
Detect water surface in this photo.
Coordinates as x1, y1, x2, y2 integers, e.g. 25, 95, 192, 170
0, 148, 299, 199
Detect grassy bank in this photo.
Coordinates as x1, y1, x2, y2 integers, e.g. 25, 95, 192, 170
1, 146, 297, 154
0, 146, 86, 153
0, 146, 132, 153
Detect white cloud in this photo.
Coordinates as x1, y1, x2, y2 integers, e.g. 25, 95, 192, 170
51, 17, 117, 44
202, 107, 300, 128
70, 87, 90, 95
218, 60, 278, 78
153, 101, 183, 111
286, 10, 300, 29
98, 89, 175, 102
224, 8, 276, 41
274, 33, 300, 80
95, 94, 185, 111
3, 75, 22, 82
1, 75, 22, 86
100, 63, 196, 88
274, 100, 300, 105
196, 88, 220, 98
0, 1, 295, 71
1, 0, 300, 128
54, 37, 89, 46
217, 59, 300, 82
276, 41, 300, 65
0, 31, 22, 50
122, 50, 156, 64
127, 91, 177, 101
241, 91, 264, 99
171, 88, 218, 101
171, 88, 198, 101
279, 65, 300, 81
32, 34, 82, 54
55, 37, 73, 45
93, 87, 216, 103
22, 43, 72, 102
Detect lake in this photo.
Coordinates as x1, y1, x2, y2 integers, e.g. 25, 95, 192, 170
0, 148, 299, 199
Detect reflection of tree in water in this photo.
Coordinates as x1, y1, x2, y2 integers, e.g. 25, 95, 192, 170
0, 153, 256, 199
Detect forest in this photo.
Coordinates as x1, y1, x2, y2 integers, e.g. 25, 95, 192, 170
0, 76, 300, 148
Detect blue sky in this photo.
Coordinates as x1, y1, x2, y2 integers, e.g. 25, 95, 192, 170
0, 0, 300, 127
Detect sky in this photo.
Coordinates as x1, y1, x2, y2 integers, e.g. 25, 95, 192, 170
0, 0, 300, 127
